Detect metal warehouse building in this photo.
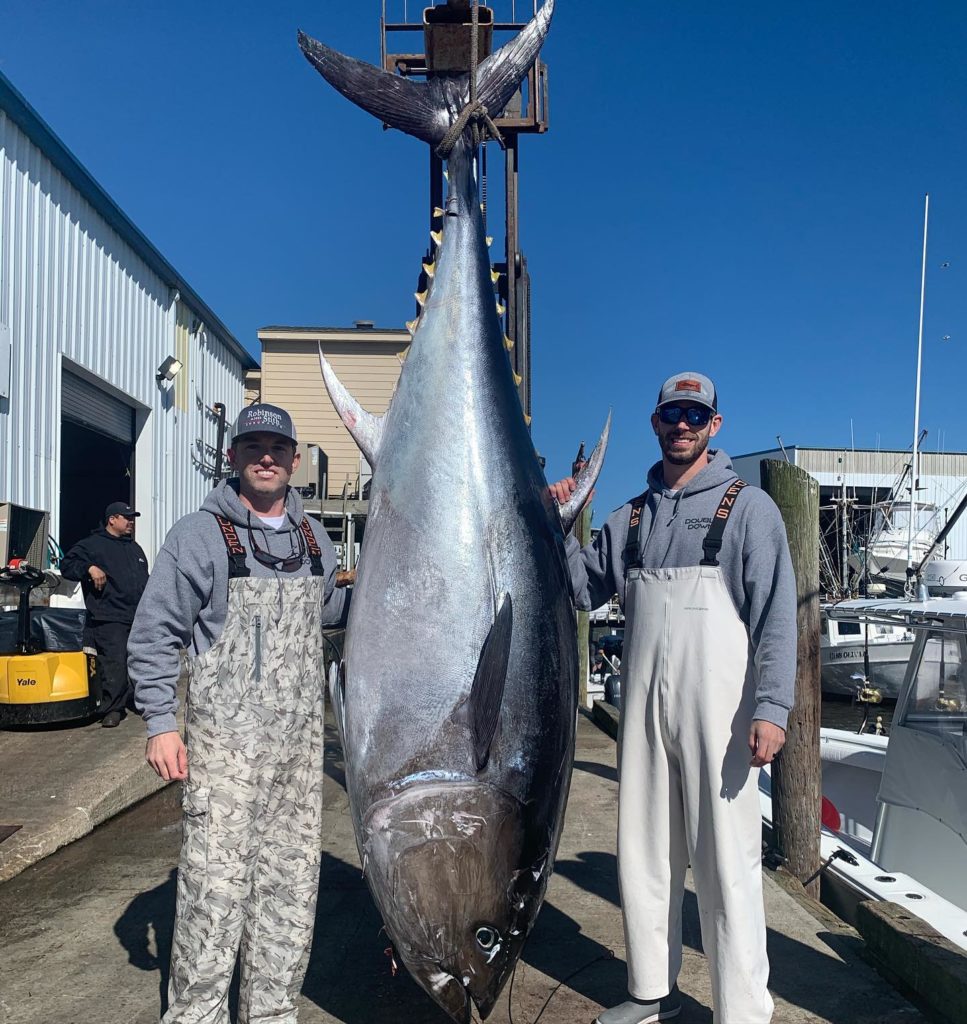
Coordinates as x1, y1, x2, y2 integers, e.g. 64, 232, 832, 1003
733, 446, 967, 563
0, 72, 258, 563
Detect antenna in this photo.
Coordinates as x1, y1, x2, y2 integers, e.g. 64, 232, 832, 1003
906, 194, 929, 591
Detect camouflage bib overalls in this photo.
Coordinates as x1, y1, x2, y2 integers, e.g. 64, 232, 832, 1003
163, 516, 327, 1024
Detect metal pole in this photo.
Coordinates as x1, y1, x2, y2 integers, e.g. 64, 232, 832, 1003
212, 403, 226, 480
505, 136, 520, 376
907, 194, 929, 578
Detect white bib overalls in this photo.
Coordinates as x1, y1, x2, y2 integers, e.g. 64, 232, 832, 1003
618, 509, 773, 1022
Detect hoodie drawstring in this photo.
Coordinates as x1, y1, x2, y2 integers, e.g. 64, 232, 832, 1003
668, 491, 683, 526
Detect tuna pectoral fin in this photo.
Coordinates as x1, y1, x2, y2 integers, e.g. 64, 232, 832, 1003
298, 31, 443, 145
558, 411, 612, 535
465, 594, 513, 772
329, 660, 347, 748
319, 345, 383, 469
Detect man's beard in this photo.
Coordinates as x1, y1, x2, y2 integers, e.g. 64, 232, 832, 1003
660, 429, 710, 465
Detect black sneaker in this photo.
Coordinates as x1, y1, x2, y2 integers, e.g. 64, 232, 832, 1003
101, 711, 123, 728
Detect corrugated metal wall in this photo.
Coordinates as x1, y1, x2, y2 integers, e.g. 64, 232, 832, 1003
733, 447, 967, 559
0, 110, 246, 559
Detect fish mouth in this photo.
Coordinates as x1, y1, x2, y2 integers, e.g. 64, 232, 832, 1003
362, 782, 548, 1020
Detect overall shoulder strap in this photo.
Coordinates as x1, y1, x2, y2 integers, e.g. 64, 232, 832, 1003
299, 517, 326, 577
622, 491, 650, 574
212, 514, 250, 579
701, 480, 749, 567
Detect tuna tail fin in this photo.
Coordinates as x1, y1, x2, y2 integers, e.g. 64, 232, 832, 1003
297, 0, 554, 143
298, 31, 445, 144
318, 345, 384, 469
558, 411, 612, 535
465, 593, 513, 772
475, 0, 555, 119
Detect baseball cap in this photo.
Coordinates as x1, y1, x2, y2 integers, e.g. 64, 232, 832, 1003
231, 404, 297, 444
656, 372, 717, 411
105, 502, 139, 520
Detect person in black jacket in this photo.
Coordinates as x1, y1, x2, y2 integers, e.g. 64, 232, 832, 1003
61, 501, 149, 727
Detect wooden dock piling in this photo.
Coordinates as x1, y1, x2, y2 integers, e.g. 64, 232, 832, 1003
761, 458, 822, 898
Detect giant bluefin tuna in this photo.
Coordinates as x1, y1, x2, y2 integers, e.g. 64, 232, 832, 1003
298, 3, 607, 1018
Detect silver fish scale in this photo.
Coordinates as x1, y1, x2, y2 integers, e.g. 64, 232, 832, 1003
346, 140, 573, 790
340, 138, 578, 1018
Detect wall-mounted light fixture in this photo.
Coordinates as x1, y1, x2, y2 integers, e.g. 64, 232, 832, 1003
156, 355, 184, 382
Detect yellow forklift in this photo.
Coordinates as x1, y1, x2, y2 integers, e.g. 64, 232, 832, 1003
0, 563, 97, 725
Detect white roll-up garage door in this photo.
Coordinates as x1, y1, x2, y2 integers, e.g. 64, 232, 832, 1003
62, 370, 135, 443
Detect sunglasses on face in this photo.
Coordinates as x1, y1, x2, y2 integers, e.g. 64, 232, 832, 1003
246, 522, 305, 573
657, 405, 713, 428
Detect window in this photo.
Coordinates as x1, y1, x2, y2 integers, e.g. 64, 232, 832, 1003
836, 621, 862, 636
902, 631, 967, 760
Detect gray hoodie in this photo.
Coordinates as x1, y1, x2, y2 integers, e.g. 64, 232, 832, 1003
566, 449, 796, 729
129, 480, 349, 738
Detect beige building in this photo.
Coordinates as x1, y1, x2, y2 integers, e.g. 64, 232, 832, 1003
252, 322, 410, 567
256, 322, 410, 500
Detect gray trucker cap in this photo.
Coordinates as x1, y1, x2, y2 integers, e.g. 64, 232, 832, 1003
656, 372, 717, 411
231, 404, 297, 444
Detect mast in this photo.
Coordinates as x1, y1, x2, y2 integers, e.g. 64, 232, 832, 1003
906, 193, 929, 589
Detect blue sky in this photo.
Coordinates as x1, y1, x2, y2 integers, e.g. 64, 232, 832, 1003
2, 1, 964, 519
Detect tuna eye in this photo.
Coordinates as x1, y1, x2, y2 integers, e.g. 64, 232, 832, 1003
475, 926, 497, 950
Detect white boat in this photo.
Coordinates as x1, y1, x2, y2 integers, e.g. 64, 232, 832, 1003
850, 500, 939, 589
820, 606, 915, 699
762, 591, 967, 951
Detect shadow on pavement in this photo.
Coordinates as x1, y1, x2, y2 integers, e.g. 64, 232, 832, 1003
324, 720, 346, 792
114, 867, 176, 1014
547, 848, 910, 1023
554, 850, 620, 907
572, 759, 618, 784
301, 851, 453, 1023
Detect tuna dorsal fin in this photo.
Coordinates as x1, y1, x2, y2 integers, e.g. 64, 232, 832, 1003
559, 411, 612, 534
298, 31, 445, 145
318, 345, 383, 469
467, 593, 513, 772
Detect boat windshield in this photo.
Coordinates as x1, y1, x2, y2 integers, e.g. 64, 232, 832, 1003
901, 631, 967, 761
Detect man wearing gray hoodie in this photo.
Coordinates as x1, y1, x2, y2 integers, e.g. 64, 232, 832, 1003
551, 372, 795, 1024
128, 403, 349, 1024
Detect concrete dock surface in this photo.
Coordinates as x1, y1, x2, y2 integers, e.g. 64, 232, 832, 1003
0, 708, 165, 884
0, 711, 926, 1024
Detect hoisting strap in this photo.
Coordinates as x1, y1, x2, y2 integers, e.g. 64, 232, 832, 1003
436, 101, 505, 159
701, 480, 748, 567
435, 0, 506, 159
